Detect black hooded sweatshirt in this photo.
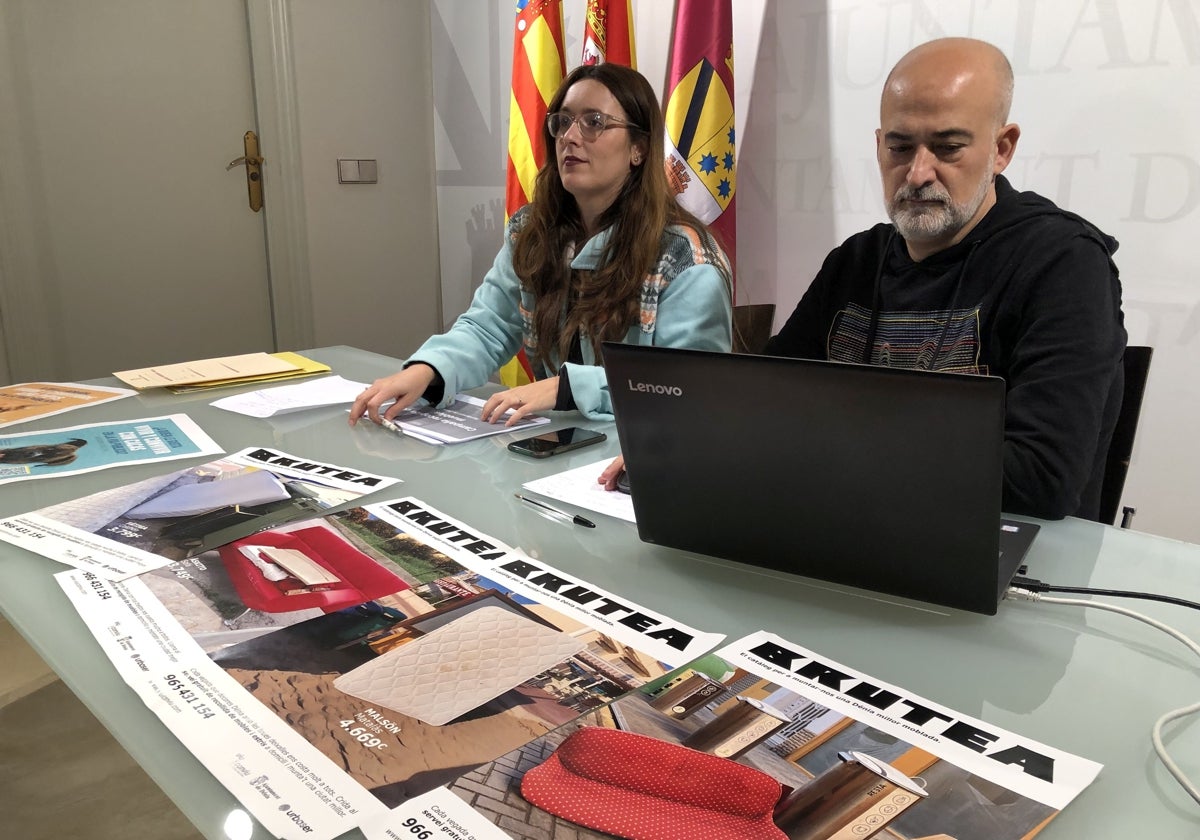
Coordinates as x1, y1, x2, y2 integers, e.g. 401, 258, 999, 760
765, 176, 1127, 521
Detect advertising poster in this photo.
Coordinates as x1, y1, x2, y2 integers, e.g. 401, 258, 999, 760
0, 446, 398, 578
53, 498, 722, 840
0, 381, 135, 429
427, 632, 1103, 840
0, 413, 219, 484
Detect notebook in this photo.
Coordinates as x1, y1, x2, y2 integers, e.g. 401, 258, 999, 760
602, 343, 1039, 615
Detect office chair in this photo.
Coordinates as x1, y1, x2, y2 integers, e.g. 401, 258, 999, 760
1098, 345, 1153, 527
733, 303, 776, 354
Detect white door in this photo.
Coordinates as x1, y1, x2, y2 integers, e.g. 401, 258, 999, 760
0, 0, 280, 383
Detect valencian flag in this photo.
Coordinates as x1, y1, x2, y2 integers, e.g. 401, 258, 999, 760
501, 0, 566, 387
663, 0, 736, 279
581, 0, 636, 67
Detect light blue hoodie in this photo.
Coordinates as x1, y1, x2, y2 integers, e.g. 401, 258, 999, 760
409, 207, 732, 420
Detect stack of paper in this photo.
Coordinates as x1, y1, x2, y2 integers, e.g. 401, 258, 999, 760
113, 351, 330, 392
388, 394, 550, 444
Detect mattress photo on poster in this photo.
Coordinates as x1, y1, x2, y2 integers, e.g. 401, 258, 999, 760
332, 606, 587, 726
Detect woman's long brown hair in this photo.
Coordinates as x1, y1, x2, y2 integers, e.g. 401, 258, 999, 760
511, 63, 728, 371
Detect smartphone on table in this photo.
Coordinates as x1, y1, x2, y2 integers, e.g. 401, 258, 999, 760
507, 427, 607, 458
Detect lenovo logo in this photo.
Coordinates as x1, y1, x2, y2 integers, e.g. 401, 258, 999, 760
627, 379, 683, 396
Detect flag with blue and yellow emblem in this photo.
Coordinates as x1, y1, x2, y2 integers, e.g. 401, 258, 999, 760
663, 0, 736, 279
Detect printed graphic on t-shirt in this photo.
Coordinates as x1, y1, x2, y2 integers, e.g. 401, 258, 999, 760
827, 302, 987, 374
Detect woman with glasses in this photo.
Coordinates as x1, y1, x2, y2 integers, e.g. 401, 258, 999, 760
350, 63, 732, 429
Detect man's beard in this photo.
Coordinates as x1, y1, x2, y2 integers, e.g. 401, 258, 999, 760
886, 167, 992, 243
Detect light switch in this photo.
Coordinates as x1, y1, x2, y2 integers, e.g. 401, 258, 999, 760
337, 159, 378, 184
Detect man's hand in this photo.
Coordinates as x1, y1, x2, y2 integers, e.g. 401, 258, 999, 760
598, 455, 625, 491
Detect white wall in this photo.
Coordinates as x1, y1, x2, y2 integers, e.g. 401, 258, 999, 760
430, 0, 1200, 543
289, 0, 441, 359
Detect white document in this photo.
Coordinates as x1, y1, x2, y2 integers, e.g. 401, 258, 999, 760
388, 394, 549, 444
211, 375, 367, 418
522, 458, 636, 523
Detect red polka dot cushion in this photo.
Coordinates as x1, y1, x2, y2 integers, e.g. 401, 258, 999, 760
520, 726, 788, 840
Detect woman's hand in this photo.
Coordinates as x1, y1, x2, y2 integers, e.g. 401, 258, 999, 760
598, 455, 625, 491
480, 377, 559, 425
349, 365, 437, 426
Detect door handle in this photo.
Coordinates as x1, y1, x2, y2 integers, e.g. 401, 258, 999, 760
228, 130, 264, 212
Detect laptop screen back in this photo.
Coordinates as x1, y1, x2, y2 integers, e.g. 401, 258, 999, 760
603, 343, 1011, 614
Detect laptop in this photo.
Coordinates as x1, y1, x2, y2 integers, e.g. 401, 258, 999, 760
602, 343, 1039, 615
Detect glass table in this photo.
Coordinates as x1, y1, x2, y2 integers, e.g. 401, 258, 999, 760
1, 346, 1197, 838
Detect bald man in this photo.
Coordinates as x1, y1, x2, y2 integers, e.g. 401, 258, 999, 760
766, 38, 1126, 521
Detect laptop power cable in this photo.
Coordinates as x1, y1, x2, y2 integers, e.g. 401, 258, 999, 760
1005, 584, 1200, 807
1009, 576, 1200, 612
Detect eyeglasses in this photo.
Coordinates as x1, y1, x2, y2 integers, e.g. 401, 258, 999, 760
546, 111, 643, 141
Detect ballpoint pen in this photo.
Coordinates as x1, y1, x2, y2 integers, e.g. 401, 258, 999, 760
513, 493, 596, 528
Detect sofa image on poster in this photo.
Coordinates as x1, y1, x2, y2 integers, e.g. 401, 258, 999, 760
447, 656, 1069, 840
136, 518, 413, 652
207, 505, 677, 807
219, 525, 408, 614
34, 455, 360, 562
